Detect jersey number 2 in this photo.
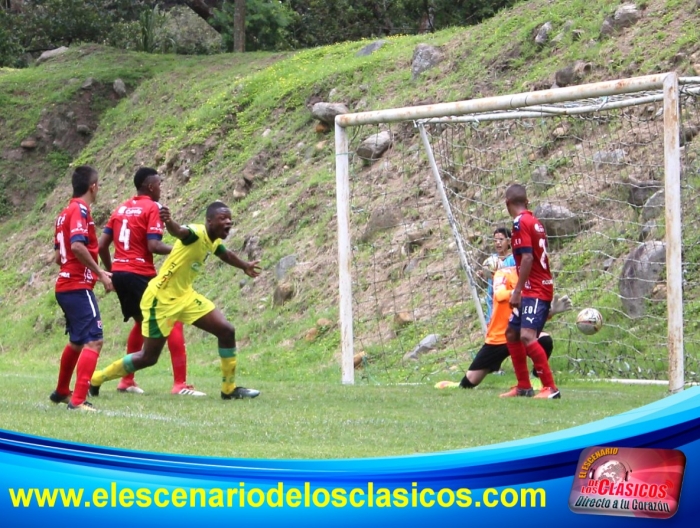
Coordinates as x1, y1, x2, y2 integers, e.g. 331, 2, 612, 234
539, 238, 548, 270
119, 220, 131, 250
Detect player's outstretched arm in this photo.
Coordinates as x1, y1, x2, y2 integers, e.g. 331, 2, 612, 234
159, 205, 190, 241
147, 238, 172, 256
217, 249, 261, 278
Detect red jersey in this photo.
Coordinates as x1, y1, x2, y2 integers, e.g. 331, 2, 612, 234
103, 195, 164, 276
511, 210, 553, 301
54, 198, 98, 292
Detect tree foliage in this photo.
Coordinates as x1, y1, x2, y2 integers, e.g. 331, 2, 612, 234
0, 8, 24, 67
213, 0, 297, 52
285, 0, 520, 48
0, 0, 521, 66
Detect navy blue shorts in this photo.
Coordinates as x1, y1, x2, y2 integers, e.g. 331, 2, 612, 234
508, 297, 551, 334
55, 289, 103, 345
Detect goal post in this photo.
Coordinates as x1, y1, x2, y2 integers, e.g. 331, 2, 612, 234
335, 72, 699, 389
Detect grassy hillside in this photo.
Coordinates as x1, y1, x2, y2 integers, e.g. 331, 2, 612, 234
1, 0, 699, 391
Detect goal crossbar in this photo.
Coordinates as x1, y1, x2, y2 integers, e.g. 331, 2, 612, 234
335, 72, 685, 390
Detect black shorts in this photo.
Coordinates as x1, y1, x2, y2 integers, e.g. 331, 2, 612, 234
468, 343, 510, 373
112, 271, 154, 322
468, 336, 555, 373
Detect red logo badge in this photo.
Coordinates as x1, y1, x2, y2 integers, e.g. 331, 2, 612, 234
569, 446, 685, 519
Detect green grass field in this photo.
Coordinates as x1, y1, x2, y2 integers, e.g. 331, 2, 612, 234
0, 348, 668, 459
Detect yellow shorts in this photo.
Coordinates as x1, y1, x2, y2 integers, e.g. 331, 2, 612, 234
140, 286, 215, 338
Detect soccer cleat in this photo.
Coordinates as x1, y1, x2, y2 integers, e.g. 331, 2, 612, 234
534, 387, 561, 399
49, 391, 71, 404
434, 380, 460, 389
499, 386, 535, 398
88, 382, 100, 397
221, 386, 260, 400
171, 383, 206, 397
117, 383, 145, 394
67, 400, 97, 412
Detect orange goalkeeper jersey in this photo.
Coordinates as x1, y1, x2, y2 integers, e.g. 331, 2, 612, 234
485, 266, 518, 345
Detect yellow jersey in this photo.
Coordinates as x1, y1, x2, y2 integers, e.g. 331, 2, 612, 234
485, 266, 518, 345
149, 224, 225, 300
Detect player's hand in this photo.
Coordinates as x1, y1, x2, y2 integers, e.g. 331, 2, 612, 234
509, 289, 522, 310
99, 271, 114, 293
243, 260, 262, 278
159, 205, 172, 224
550, 294, 573, 316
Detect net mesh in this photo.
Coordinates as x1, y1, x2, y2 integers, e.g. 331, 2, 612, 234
343, 81, 700, 384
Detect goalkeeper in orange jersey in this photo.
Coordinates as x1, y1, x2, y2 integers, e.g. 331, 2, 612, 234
436, 264, 571, 390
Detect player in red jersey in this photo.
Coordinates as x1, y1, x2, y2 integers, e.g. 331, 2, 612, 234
501, 183, 560, 399
50, 166, 113, 411
98, 167, 203, 396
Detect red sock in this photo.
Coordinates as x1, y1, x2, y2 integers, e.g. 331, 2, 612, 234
167, 322, 187, 386
506, 341, 531, 389
127, 322, 143, 353
119, 322, 143, 387
71, 347, 99, 406
56, 344, 80, 396
526, 341, 556, 389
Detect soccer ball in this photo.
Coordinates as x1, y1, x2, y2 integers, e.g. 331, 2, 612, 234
576, 308, 603, 335
482, 255, 502, 275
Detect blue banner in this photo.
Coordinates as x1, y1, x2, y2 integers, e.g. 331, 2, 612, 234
2, 387, 700, 526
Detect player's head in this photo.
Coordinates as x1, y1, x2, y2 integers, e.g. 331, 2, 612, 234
493, 227, 511, 256
205, 201, 232, 240
72, 165, 99, 201
505, 184, 528, 217
134, 167, 161, 201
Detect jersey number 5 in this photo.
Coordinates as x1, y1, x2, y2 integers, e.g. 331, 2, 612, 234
119, 219, 131, 250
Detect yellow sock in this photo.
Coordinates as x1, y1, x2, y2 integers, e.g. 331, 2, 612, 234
220, 356, 237, 395
91, 356, 133, 386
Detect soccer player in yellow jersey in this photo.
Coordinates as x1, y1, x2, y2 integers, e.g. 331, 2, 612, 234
90, 201, 262, 400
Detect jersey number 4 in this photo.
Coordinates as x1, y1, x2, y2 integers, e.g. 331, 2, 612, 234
119, 219, 131, 250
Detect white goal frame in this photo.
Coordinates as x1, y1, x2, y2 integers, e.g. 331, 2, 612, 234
335, 72, 686, 391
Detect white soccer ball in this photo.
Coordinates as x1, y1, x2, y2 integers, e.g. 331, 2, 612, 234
482, 255, 502, 275
576, 308, 604, 335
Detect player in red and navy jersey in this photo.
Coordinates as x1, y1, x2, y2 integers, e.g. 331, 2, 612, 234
98, 167, 203, 396
50, 165, 113, 411
501, 183, 560, 399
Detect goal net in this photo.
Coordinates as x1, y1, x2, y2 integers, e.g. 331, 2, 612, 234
334, 73, 700, 390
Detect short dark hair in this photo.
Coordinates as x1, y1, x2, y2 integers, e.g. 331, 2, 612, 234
505, 183, 528, 206
134, 167, 158, 190
72, 165, 98, 197
206, 201, 230, 219
494, 227, 511, 239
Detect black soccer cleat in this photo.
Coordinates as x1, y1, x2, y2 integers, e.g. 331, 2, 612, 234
221, 386, 260, 400
49, 391, 71, 404
88, 382, 100, 397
